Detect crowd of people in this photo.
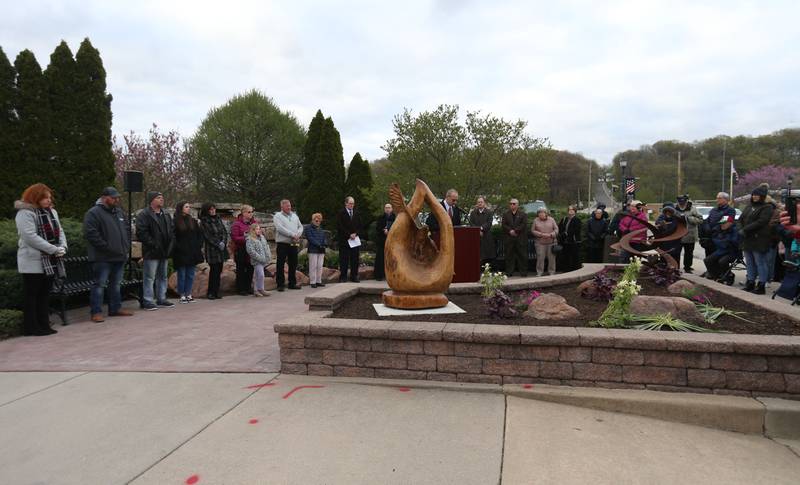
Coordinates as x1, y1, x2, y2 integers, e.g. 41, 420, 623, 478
12, 181, 800, 336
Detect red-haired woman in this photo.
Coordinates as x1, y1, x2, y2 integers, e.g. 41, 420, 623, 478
14, 183, 68, 336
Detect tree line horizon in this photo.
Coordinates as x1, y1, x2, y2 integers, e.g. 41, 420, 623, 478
2, 39, 799, 227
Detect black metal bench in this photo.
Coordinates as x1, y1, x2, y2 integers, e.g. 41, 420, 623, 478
49, 256, 142, 325
492, 237, 538, 272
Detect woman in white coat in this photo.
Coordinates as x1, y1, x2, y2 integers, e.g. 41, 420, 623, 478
15, 183, 67, 336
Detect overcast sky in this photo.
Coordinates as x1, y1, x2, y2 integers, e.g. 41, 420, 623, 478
3, 0, 799, 166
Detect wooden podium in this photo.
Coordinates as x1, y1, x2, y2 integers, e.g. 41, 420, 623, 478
433, 226, 481, 283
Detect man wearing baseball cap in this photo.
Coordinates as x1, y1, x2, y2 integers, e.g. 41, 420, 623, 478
83, 187, 132, 322
135, 191, 175, 310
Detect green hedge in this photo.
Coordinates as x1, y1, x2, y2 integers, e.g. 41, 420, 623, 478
0, 309, 23, 338
0, 217, 89, 271
0, 269, 23, 309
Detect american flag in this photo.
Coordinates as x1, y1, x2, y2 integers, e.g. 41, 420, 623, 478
625, 177, 636, 194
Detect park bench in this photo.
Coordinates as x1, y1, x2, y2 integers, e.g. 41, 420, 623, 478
49, 256, 142, 325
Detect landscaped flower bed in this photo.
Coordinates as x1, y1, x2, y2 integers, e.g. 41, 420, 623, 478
276, 263, 800, 398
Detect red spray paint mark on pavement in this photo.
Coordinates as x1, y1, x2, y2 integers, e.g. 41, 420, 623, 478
185, 474, 200, 484
248, 418, 259, 424
244, 382, 276, 390
522, 384, 534, 389
282, 385, 325, 399
398, 387, 411, 392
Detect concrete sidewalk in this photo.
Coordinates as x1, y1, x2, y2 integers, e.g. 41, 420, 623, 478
1, 372, 798, 485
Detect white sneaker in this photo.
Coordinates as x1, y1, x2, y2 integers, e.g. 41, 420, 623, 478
179, 296, 189, 304
187, 295, 196, 303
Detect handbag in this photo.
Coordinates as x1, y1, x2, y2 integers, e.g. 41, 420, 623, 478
551, 243, 563, 254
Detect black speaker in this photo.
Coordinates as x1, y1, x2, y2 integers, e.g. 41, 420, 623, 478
123, 171, 144, 192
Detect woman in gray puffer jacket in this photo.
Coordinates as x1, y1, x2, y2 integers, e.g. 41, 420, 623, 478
15, 183, 68, 336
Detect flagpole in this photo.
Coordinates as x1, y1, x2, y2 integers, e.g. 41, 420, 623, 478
729, 158, 734, 201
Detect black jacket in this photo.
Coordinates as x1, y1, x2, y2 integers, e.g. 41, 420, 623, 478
375, 213, 396, 245
739, 201, 775, 253
135, 207, 175, 259
200, 215, 229, 265
336, 208, 363, 247
426, 200, 464, 232
586, 217, 608, 248
173, 215, 205, 267
558, 216, 581, 245
83, 201, 130, 262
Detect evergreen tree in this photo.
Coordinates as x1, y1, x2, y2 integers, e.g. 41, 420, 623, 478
299, 109, 325, 221
345, 152, 374, 235
0, 47, 18, 217
304, 117, 346, 231
13, 50, 52, 200
44, 41, 80, 209
71, 38, 115, 217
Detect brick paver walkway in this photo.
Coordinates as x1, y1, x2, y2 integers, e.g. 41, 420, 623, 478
0, 288, 319, 372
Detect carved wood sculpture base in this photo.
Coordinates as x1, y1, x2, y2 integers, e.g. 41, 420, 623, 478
381, 290, 449, 310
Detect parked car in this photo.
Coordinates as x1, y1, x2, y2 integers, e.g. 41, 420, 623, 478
696, 206, 742, 220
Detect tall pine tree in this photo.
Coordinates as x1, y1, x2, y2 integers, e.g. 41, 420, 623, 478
13, 50, 52, 200
304, 117, 346, 231
0, 47, 18, 217
345, 152, 374, 235
299, 109, 325, 221
44, 41, 80, 210
72, 38, 115, 217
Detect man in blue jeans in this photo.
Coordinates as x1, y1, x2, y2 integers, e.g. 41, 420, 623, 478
136, 192, 175, 310
83, 187, 133, 322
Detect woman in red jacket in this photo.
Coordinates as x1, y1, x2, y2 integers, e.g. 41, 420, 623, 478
230, 205, 259, 295
618, 200, 649, 263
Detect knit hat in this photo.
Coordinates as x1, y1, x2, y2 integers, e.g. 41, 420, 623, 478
676, 195, 688, 204
147, 191, 163, 204
661, 202, 675, 214
752, 184, 768, 198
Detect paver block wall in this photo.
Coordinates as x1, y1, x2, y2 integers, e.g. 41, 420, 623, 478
275, 317, 800, 399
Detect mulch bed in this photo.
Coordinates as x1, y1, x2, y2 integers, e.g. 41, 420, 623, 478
331, 277, 800, 336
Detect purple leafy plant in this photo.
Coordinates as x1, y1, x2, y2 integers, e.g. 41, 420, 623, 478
582, 269, 617, 301
485, 290, 518, 319
645, 264, 681, 287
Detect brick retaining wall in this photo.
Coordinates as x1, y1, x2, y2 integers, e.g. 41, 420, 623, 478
275, 315, 800, 399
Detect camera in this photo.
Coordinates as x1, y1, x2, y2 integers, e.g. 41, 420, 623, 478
783, 189, 799, 225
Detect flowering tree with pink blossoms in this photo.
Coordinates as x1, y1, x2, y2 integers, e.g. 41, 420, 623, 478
113, 124, 194, 207
733, 164, 799, 196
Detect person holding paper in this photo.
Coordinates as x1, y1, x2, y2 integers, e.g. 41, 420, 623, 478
337, 196, 363, 282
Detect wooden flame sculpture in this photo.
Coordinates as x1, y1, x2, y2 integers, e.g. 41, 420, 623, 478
382, 179, 454, 309
610, 217, 689, 269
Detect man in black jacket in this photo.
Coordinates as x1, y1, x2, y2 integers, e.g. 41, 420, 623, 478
83, 187, 133, 322
135, 191, 175, 310
336, 196, 363, 282
426, 189, 464, 233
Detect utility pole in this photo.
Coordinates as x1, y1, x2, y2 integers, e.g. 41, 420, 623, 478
721, 139, 727, 192
677, 151, 682, 195
588, 161, 592, 209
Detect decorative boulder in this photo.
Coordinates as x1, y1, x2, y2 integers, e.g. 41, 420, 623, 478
321, 267, 341, 283
667, 279, 696, 295
577, 279, 604, 300
358, 265, 375, 280
266, 264, 309, 286
629, 295, 705, 323
168, 260, 251, 297
525, 293, 580, 320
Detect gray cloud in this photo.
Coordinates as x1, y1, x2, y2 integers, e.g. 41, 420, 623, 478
2, 0, 798, 166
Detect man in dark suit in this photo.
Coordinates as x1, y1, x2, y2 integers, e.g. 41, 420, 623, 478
426, 188, 464, 232
336, 196, 363, 282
